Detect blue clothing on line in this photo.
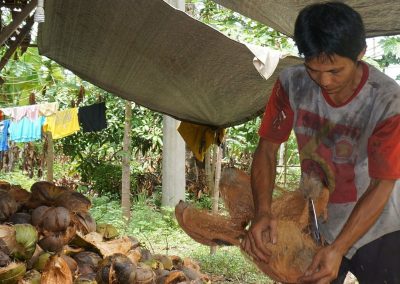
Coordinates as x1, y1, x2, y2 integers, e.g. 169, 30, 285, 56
9, 116, 45, 142
0, 119, 10, 151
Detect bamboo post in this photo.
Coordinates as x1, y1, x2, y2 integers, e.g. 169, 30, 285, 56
46, 132, 54, 182
210, 144, 222, 255
121, 101, 132, 222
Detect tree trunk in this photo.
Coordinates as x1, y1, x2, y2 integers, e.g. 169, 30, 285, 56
46, 132, 54, 182
210, 145, 222, 255
121, 101, 132, 222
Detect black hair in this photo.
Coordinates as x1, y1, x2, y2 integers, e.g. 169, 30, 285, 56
294, 2, 366, 62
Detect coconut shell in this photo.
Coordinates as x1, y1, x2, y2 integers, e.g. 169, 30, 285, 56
38, 226, 76, 252
7, 213, 32, 225
74, 275, 97, 284
96, 253, 136, 284
164, 270, 188, 284
55, 191, 91, 213
41, 255, 73, 284
153, 254, 173, 271
126, 248, 142, 265
0, 191, 18, 222
0, 262, 26, 284
32, 206, 72, 233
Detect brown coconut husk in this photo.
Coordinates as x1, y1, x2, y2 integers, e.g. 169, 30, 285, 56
0, 190, 18, 222
38, 226, 76, 253
175, 167, 330, 284
7, 212, 32, 225
0, 180, 11, 191
55, 191, 91, 213
26, 181, 68, 209
164, 270, 188, 284
41, 255, 73, 284
74, 212, 96, 235
32, 206, 72, 233
72, 251, 102, 274
95, 253, 136, 284
8, 185, 31, 205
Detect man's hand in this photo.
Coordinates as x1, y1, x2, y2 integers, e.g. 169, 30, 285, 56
241, 213, 277, 263
298, 244, 343, 284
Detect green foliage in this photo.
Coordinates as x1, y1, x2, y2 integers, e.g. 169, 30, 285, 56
0, 170, 35, 190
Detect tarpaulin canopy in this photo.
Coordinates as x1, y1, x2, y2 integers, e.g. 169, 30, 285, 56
37, 0, 300, 128
213, 0, 400, 38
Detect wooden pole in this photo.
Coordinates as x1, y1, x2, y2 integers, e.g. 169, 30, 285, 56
210, 144, 222, 255
0, 0, 37, 46
121, 101, 132, 222
46, 132, 53, 182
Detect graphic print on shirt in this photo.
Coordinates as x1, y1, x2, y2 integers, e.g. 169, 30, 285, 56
295, 109, 361, 203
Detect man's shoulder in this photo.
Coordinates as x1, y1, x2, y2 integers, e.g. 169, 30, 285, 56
367, 63, 400, 92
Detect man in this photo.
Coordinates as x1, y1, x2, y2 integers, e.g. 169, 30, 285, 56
241, 2, 400, 283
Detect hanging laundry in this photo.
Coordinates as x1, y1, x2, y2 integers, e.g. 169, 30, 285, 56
78, 102, 107, 132
1, 105, 40, 122
178, 121, 225, 162
8, 116, 45, 142
0, 120, 10, 151
43, 108, 80, 139
38, 102, 59, 116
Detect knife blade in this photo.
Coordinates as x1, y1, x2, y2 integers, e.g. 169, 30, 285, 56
308, 198, 322, 246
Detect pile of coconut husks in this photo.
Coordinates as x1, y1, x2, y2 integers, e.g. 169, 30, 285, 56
0, 180, 210, 284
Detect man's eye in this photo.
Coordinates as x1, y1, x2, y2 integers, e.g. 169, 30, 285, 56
330, 70, 340, 74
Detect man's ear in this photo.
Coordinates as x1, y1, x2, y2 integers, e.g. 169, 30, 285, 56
357, 47, 367, 61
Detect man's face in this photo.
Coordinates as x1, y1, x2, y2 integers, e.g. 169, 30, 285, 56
304, 54, 360, 98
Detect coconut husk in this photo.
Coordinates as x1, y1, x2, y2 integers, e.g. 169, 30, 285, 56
61, 254, 78, 275
0, 262, 26, 284
0, 191, 18, 222
153, 254, 173, 271
95, 253, 136, 284
26, 245, 43, 270
96, 223, 119, 240
0, 250, 10, 267
175, 167, 330, 284
41, 255, 73, 284
0, 225, 15, 255
74, 274, 97, 284
126, 248, 142, 266
19, 269, 41, 284
26, 182, 68, 209
0, 181, 11, 191
12, 224, 38, 261
72, 251, 102, 274
32, 206, 72, 233
8, 186, 31, 205
7, 213, 31, 225
73, 232, 138, 258
74, 212, 96, 235
55, 191, 91, 213
164, 270, 188, 284
38, 226, 76, 252
135, 264, 156, 284
175, 201, 243, 247
32, 252, 51, 272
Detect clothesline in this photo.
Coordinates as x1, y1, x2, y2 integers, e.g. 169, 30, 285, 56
0, 102, 107, 151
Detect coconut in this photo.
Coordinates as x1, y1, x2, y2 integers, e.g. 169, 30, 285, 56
19, 269, 41, 284
96, 253, 136, 284
0, 181, 10, 191
32, 206, 72, 233
8, 186, 31, 205
7, 213, 32, 225
164, 270, 188, 284
0, 225, 15, 255
26, 181, 66, 209
12, 224, 38, 260
0, 191, 18, 222
74, 212, 96, 235
32, 252, 51, 271
55, 191, 91, 213
61, 254, 78, 275
41, 255, 73, 284
96, 223, 119, 240
72, 251, 102, 273
126, 248, 142, 265
74, 273, 97, 284
0, 250, 10, 267
38, 226, 76, 252
0, 262, 26, 284
135, 264, 156, 284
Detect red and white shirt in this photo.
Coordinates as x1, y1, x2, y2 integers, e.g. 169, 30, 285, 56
259, 62, 400, 257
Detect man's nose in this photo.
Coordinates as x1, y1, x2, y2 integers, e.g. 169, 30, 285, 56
319, 73, 332, 88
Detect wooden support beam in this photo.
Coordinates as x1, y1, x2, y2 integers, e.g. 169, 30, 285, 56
0, 0, 37, 46
0, 16, 33, 72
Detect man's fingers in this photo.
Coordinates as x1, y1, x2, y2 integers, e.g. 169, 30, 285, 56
248, 231, 270, 263
241, 235, 261, 262
269, 219, 277, 244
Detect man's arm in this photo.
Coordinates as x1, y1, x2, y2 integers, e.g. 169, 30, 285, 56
241, 137, 281, 263
300, 178, 395, 283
